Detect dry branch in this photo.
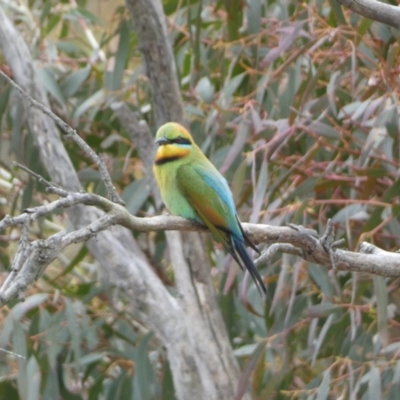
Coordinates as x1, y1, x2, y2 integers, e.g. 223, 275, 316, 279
337, 0, 400, 30
0, 70, 124, 205
110, 101, 162, 206
2, 166, 400, 308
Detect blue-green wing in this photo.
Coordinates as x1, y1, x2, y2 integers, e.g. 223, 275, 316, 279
176, 164, 239, 240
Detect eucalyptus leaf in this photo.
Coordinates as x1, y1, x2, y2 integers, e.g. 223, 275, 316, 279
122, 179, 151, 216
195, 76, 215, 103
35, 67, 66, 108
60, 67, 91, 99
27, 356, 41, 400
316, 369, 331, 400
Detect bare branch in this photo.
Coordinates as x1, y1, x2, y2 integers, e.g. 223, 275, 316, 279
0, 221, 31, 295
2, 182, 400, 308
3, 160, 400, 304
0, 69, 124, 205
255, 243, 305, 267
13, 162, 57, 189
337, 0, 400, 30
166, 231, 241, 398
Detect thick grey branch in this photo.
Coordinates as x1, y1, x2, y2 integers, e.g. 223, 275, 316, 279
2, 189, 400, 292
337, 0, 400, 29
166, 231, 240, 398
125, 0, 185, 126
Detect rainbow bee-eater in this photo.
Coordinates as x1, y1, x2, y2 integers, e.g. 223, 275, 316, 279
153, 122, 266, 294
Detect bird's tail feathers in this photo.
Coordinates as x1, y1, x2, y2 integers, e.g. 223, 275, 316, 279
231, 236, 266, 294
236, 216, 260, 254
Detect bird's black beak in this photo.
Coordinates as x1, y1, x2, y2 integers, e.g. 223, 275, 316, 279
155, 137, 170, 146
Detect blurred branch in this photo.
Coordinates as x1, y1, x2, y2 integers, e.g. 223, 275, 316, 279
110, 102, 162, 206
0, 69, 124, 205
337, 0, 400, 29
0, 8, 81, 194
125, 0, 185, 126
2, 171, 400, 307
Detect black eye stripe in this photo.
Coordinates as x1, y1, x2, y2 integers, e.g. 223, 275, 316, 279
171, 136, 191, 145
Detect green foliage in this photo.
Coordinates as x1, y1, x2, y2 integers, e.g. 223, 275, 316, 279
1, 0, 400, 398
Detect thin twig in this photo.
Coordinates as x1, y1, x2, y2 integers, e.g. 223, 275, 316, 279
255, 243, 305, 266
0, 347, 26, 360
13, 161, 55, 188
0, 70, 125, 205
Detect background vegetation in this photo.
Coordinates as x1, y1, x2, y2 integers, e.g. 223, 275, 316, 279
1, 0, 400, 398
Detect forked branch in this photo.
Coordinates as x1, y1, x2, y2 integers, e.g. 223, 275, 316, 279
1, 62, 400, 309
1, 159, 400, 307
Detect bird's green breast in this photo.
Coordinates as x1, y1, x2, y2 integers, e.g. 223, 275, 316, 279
153, 161, 200, 222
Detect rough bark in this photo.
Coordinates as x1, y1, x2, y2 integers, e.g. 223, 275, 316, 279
337, 0, 400, 29
125, 0, 184, 127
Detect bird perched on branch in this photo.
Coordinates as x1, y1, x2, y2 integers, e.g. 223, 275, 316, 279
153, 122, 266, 294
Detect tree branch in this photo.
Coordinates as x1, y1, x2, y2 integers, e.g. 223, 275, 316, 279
2, 173, 400, 307
336, 0, 400, 30
0, 70, 124, 205
125, 0, 185, 126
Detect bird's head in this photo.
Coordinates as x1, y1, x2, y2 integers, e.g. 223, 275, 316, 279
154, 122, 194, 165
155, 122, 193, 146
